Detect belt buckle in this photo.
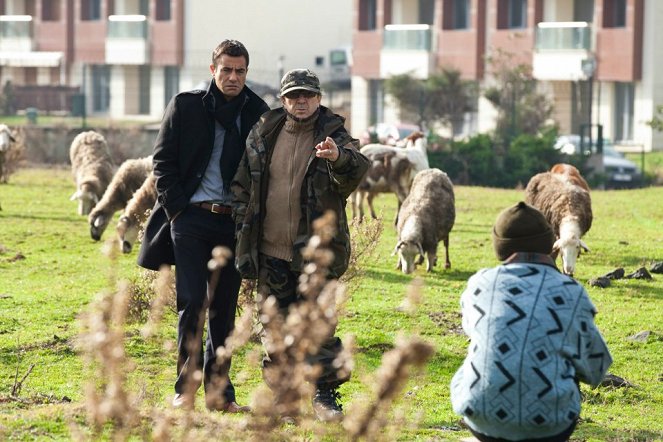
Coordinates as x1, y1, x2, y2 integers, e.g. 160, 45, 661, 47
210, 203, 221, 214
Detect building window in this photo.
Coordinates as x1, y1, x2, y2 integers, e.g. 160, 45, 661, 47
603, 0, 626, 28
139, 65, 150, 115
443, 0, 470, 30
140, 0, 149, 15
419, 0, 435, 25
81, 0, 101, 20
42, 0, 61, 21
91, 65, 110, 112
498, 0, 527, 29
359, 0, 377, 31
614, 82, 634, 142
25, 67, 37, 85
164, 66, 179, 105
156, 0, 171, 21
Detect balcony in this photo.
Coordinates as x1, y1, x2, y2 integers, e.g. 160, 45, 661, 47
105, 15, 149, 65
0, 15, 34, 52
381, 24, 433, 79
532, 22, 594, 81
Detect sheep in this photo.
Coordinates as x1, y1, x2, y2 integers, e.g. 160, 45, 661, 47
525, 163, 593, 276
349, 149, 415, 224
393, 168, 455, 274
351, 131, 430, 224
550, 162, 590, 192
88, 155, 153, 241
0, 124, 17, 184
69, 130, 115, 215
116, 172, 156, 253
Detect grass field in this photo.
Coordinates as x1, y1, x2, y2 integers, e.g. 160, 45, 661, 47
0, 167, 662, 441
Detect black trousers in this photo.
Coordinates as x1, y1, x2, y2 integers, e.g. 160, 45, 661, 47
170, 204, 241, 402
257, 254, 349, 388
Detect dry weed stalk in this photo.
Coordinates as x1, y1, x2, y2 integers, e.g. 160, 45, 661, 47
251, 211, 349, 428
344, 335, 435, 440
343, 217, 384, 284
79, 279, 138, 438
141, 265, 175, 338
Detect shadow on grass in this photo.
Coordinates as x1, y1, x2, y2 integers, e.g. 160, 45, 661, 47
0, 212, 80, 223
363, 268, 476, 284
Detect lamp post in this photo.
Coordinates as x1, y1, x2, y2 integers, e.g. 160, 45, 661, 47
581, 58, 596, 150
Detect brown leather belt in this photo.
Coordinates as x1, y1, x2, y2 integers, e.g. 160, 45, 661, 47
191, 202, 232, 215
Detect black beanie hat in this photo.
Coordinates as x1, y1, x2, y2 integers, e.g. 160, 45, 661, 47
492, 202, 554, 261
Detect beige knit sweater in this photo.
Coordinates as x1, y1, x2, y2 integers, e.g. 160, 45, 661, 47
260, 116, 316, 261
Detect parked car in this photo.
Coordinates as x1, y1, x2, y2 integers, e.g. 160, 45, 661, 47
359, 123, 421, 146
554, 135, 643, 189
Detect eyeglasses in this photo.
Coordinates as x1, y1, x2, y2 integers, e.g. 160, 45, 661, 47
284, 90, 318, 100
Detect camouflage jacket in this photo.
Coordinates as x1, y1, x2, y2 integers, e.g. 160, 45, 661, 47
231, 106, 369, 279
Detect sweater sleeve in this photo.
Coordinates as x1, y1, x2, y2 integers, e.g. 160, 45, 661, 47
563, 289, 613, 387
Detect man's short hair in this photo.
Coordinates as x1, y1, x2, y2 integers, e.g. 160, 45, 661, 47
212, 40, 250, 67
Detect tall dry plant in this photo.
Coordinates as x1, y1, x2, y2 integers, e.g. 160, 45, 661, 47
2, 126, 26, 181
344, 335, 435, 440
342, 217, 383, 284
76, 239, 138, 439
247, 211, 351, 429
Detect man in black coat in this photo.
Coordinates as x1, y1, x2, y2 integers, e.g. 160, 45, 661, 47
138, 39, 269, 412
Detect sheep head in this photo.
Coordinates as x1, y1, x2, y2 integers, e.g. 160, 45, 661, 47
89, 212, 110, 241
70, 182, 98, 216
0, 125, 16, 153
116, 214, 139, 253
553, 237, 590, 276
393, 240, 424, 275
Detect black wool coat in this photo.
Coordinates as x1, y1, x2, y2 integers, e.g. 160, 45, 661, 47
137, 83, 269, 270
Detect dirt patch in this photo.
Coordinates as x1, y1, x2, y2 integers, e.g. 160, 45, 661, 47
429, 311, 463, 335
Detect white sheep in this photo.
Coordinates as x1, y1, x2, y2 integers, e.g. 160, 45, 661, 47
116, 172, 156, 253
394, 168, 456, 274
88, 156, 153, 241
525, 164, 593, 276
69, 131, 115, 215
351, 131, 429, 223
0, 124, 17, 184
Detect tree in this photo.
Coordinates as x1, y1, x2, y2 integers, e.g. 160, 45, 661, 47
384, 67, 476, 133
647, 105, 663, 132
483, 50, 555, 148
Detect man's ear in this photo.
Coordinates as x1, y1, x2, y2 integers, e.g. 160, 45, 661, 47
209, 63, 216, 75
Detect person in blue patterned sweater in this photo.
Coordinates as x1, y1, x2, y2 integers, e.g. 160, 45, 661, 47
451, 202, 612, 442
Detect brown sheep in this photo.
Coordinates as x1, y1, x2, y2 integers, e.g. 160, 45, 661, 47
525, 167, 592, 276
116, 172, 156, 253
394, 168, 456, 274
69, 131, 114, 215
88, 156, 153, 241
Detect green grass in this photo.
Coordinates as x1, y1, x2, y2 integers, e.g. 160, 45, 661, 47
1, 168, 662, 441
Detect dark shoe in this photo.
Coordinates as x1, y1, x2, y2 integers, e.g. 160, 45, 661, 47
312, 387, 344, 422
625, 267, 653, 280
206, 397, 251, 413
602, 267, 625, 280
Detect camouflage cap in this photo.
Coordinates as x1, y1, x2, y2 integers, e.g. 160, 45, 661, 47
279, 69, 321, 97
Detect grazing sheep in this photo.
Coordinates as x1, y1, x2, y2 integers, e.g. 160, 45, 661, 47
525, 164, 592, 276
116, 172, 156, 253
351, 131, 430, 223
393, 168, 455, 274
0, 124, 17, 184
349, 149, 415, 223
69, 131, 114, 215
88, 156, 153, 241
550, 163, 590, 192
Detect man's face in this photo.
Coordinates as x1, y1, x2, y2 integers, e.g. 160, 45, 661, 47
209, 54, 247, 100
281, 90, 321, 119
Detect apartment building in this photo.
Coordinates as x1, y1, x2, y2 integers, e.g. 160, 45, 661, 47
351, 0, 663, 152
0, 0, 353, 120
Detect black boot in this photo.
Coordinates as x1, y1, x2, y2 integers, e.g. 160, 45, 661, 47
312, 386, 343, 422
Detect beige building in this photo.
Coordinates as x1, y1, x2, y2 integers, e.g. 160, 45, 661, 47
350, 0, 663, 152
0, 0, 353, 120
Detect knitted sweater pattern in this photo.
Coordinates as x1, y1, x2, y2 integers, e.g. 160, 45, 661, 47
260, 116, 315, 261
451, 262, 612, 440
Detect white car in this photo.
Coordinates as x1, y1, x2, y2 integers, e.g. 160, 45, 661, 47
554, 135, 642, 189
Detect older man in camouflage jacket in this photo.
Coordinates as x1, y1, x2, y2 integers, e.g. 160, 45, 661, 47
231, 68, 369, 421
